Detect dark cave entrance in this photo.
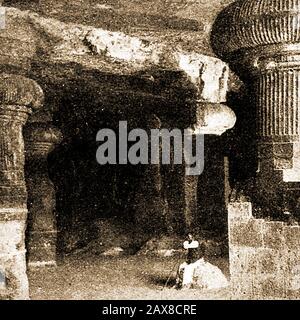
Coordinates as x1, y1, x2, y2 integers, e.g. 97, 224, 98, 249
40, 69, 244, 260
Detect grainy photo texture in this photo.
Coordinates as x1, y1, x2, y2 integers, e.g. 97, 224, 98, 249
0, 0, 299, 301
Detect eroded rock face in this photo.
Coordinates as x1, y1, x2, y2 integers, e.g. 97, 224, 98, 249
4, 1, 234, 40
0, 209, 29, 300
0, 2, 237, 272
1, 5, 232, 102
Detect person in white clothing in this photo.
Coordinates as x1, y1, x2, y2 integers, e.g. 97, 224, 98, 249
175, 233, 203, 289
174, 233, 229, 290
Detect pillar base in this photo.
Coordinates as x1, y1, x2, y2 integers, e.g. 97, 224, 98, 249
228, 202, 300, 299
0, 208, 29, 300
27, 230, 57, 268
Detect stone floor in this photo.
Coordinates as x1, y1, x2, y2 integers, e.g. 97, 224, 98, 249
28, 254, 231, 300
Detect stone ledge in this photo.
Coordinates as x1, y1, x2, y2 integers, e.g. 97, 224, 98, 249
2, 7, 230, 103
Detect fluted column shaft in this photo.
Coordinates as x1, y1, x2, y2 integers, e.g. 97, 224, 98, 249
253, 60, 300, 216
212, 0, 300, 298
212, 0, 300, 217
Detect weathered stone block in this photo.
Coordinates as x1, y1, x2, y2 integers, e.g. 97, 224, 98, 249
230, 273, 254, 299
284, 225, 300, 249
254, 275, 285, 299
262, 221, 285, 249
229, 246, 252, 276
273, 141, 294, 168
228, 202, 252, 222
233, 247, 258, 275
283, 142, 300, 182
281, 249, 300, 297
226, 203, 300, 298
0, 209, 29, 300
287, 266, 300, 293
274, 157, 293, 170
255, 248, 279, 275
0, 213, 26, 255
228, 210, 300, 298
273, 143, 293, 159
229, 218, 264, 248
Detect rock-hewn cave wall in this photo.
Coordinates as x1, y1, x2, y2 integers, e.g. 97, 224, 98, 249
3, 0, 234, 44
0, 0, 242, 254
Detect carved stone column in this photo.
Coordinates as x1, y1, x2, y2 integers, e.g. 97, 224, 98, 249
187, 101, 236, 232
24, 123, 62, 268
156, 63, 236, 236
0, 73, 43, 300
212, 0, 300, 218
212, 0, 300, 299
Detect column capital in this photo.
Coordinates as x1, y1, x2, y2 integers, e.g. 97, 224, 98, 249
24, 122, 62, 158
211, 0, 300, 217
190, 102, 236, 136
0, 73, 44, 208
211, 0, 300, 75
0, 73, 44, 110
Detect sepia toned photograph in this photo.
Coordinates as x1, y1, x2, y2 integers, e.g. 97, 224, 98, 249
0, 0, 299, 302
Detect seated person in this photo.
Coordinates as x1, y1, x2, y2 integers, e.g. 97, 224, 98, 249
175, 233, 229, 290
175, 233, 204, 289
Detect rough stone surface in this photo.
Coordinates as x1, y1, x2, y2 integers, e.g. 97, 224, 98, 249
0, 1, 237, 299
212, 0, 300, 219
6, 0, 235, 55
24, 123, 62, 267
0, 6, 231, 103
193, 259, 229, 290
0, 208, 29, 300
0, 74, 43, 299
228, 202, 300, 299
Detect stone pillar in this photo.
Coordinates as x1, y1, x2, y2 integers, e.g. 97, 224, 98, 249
212, 0, 300, 218
181, 101, 236, 233
0, 73, 43, 300
212, 0, 300, 298
157, 62, 236, 237
184, 172, 199, 232
160, 147, 187, 235
24, 122, 62, 268
131, 114, 166, 241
